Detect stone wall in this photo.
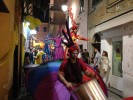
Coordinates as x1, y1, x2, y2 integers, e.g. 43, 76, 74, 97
0, 0, 16, 99
88, 0, 133, 28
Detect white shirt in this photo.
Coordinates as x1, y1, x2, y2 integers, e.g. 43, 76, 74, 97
78, 52, 82, 58
94, 51, 101, 67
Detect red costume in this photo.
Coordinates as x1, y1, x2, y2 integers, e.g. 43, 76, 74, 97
70, 25, 89, 44
59, 56, 108, 97
59, 58, 90, 84
68, 8, 90, 44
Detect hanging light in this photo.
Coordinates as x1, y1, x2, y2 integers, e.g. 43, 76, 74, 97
61, 4, 68, 12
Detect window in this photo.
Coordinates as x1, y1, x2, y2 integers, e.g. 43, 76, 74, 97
112, 40, 123, 77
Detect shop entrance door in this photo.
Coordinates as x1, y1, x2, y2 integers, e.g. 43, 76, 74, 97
111, 38, 123, 91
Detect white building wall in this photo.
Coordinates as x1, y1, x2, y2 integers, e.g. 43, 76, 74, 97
101, 21, 133, 97
123, 35, 133, 97
77, 0, 88, 49
87, 0, 133, 97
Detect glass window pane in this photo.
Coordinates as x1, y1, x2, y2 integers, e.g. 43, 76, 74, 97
112, 41, 122, 77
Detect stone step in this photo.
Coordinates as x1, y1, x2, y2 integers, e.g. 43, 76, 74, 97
108, 87, 123, 98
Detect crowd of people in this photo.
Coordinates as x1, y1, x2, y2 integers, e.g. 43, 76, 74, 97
24, 43, 110, 92
24, 38, 110, 89
24, 48, 48, 66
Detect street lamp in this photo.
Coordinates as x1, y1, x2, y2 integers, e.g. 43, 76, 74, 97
61, 4, 68, 12
61, 4, 69, 27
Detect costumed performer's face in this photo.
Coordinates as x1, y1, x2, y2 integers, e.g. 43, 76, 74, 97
70, 50, 79, 60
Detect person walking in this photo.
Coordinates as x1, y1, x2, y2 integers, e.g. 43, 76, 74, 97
100, 51, 110, 86
92, 43, 101, 73
29, 49, 34, 64
24, 49, 30, 66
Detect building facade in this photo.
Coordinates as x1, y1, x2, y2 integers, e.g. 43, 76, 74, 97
88, 0, 133, 97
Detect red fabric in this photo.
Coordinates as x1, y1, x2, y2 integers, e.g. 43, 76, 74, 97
77, 59, 108, 97
34, 72, 59, 100
70, 32, 89, 42
123, 97, 133, 100
68, 45, 79, 53
71, 25, 77, 30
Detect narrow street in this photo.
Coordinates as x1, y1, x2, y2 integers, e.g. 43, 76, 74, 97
17, 86, 123, 100
1, 0, 133, 99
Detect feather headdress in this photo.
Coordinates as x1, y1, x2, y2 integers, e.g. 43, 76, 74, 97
62, 20, 79, 52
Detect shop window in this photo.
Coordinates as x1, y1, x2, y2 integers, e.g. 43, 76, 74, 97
112, 40, 123, 77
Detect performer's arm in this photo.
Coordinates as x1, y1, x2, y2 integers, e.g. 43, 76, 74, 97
58, 71, 73, 88
58, 60, 73, 88
79, 58, 95, 78
77, 35, 90, 41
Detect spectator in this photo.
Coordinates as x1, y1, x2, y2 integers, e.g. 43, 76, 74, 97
92, 43, 101, 73
77, 49, 82, 58
100, 51, 110, 86
89, 54, 94, 67
24, 49, 30, 66
34, 48, 45, 64
29, 49, 34, 64
83, 49, 90, 64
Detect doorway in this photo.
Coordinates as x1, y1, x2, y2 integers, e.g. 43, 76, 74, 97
111, 38, 123, 91
79, 44, 83, 52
